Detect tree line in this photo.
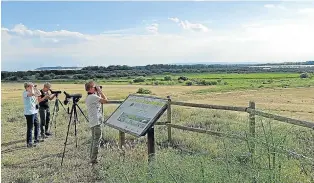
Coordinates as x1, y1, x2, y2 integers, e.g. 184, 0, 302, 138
2, 63, 314, 81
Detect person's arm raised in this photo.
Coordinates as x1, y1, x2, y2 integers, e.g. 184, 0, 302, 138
96, 86, 108, 104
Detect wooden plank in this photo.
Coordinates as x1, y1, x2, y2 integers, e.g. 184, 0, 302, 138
171, 101, 248, 112
147, 127, 155, 162
106, 100, 123, 104
155, 122, 168, 125
167, 124, 245, 140
247, 108, 314, 129
119, 131, 125, 149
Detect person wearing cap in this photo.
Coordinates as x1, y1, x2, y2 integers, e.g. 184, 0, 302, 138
38, 82, 56, 139
23, 82, 41, 147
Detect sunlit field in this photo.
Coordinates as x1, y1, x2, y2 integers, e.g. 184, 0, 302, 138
1, 82, 314, 182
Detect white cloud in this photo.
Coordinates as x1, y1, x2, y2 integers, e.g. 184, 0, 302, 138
179, 20, 210, 32
146, 23, 159, 34
4, 23, 91, 41
169, 17, 210, 32
264, 4, 275, 8
298, 8, 314, 16
2, 8, 314, 71
264, 4, 286, 10
168, 17, 180, 23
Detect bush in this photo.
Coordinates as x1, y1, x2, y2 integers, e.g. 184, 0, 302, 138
210, 81, 218, 85
300, 72, 310, 78
164, 75, 172, 81
136, 88, 152, 94
186, 81, 193, 86
22, 76, 31, 80
133, 77, 145, 83
178, 76, 188, 81
197, 80, 218, 86
6, 76, 18, 81
42, 75, 51, 80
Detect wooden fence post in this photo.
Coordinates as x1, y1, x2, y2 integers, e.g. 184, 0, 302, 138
249, 101, 256, 155
167, 96, 172, 143
147, 127, 155, 162
119, 131, 125, 149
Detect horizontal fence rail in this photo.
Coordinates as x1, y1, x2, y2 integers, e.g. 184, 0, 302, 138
105, 99, 314, 130
167, 123, 246, 140
171, 101, 248, 112
106, 100, 123, 104
247, 108, 314, 129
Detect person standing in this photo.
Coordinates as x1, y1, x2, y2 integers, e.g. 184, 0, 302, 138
38, 82, 56, 139
85, 81, 108, 165
23, 82, 41, 147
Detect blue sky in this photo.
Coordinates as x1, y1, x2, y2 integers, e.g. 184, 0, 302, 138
2, 1, 314, 71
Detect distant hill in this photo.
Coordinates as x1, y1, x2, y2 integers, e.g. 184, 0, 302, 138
173, 61, 262, 65
35, 66, 83, 71
173, 61, 314, 66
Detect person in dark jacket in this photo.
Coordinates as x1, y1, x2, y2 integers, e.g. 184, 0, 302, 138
38, 82, 56, 139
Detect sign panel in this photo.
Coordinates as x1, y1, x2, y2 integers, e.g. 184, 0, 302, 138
105, 94, 168, 137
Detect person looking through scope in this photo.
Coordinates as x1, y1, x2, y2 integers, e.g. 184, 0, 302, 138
37, 82, 56, 140
85, 81, 108, 165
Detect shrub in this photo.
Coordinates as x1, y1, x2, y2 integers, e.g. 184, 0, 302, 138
22, 76, 31, 80
164, 75, 172, 81
42, 75, 51, 80
178, 76, 189, 81
210, 81, 218, 85
197, 80, 218, 86
136, 88, 152, 94
300, 72, 310, 78
133, 77, 145, 83
186, 81, 193, 86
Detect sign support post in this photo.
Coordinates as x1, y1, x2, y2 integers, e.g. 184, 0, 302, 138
147, 126, 155, 162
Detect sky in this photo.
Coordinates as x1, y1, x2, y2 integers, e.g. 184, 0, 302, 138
1, 1, 314, 71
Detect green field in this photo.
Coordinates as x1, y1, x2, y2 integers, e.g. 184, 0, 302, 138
150, 72, 301, 79
98, 73, 314, 94
1, 73, 314, 182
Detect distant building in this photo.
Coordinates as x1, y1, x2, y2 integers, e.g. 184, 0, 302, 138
35, 66, 83, 71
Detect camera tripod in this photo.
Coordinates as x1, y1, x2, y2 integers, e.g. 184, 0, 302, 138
49, 93, 67, 136
61, 97, 89, 166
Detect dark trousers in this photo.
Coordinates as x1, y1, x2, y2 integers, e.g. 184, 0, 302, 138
39, 107, 50, 135
25, 114, 39, 144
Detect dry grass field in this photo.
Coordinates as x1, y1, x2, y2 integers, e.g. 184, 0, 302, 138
1, 82, 314, 182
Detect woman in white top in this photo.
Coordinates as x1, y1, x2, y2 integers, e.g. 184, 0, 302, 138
23, 82, 41, 147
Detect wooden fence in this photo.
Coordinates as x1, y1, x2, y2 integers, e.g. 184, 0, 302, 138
105, 97, 314, 155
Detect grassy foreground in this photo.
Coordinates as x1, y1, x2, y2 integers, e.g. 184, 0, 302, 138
1, 82, 314, 182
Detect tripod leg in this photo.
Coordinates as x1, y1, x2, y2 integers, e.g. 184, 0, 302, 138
73, 105, 78, 148
54, 112, 58, 136
76, 104, 89, 123
50, 101, 57, 133
58, 98, 68, 114
61, 104, 74, 166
